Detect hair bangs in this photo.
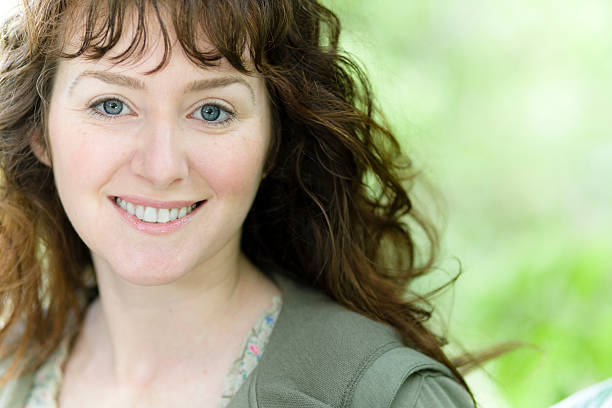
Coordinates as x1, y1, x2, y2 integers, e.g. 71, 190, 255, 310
55, 0, 286, 74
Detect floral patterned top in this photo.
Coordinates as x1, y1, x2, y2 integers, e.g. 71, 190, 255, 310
24, 296, 282, 408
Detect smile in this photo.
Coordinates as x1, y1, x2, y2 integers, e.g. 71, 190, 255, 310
114, 197, 202, 224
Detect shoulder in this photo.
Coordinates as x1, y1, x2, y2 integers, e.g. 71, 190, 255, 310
550, 378, 612, 408
248, 272, 473, 407
353, 346, 474, 408
268, 271, 404, 365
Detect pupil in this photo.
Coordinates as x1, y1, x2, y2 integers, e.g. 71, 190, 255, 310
201, 105, 221, 121
103, 100, 123, 115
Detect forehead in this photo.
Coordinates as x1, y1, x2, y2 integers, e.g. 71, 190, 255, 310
56, 44, 242, 85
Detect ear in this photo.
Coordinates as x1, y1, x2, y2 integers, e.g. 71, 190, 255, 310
29, 130, 51, 167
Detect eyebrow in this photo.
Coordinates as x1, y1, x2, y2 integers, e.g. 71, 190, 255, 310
68, 71, 145, 94
68, 70, 256, 104
184, 77, 256, 104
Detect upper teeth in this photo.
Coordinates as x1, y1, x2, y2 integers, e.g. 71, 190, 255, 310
115, 197, 197, 223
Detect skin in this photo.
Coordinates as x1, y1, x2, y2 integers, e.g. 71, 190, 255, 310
38, 14, 281, 408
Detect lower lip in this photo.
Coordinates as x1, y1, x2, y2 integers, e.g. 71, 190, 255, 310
110, 198, 205, 235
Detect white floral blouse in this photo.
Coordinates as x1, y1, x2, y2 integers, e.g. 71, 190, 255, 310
24, 296, 282, 408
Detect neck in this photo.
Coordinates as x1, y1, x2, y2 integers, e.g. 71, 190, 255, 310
77, 252, 279, 388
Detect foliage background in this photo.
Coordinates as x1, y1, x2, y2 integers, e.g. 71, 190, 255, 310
326, 1, 612, 407
1, 0, 610, 406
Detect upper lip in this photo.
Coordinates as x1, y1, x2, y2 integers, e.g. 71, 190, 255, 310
113, 195, 204, 209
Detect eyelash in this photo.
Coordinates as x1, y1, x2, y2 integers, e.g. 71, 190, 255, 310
86, 97, 237, 127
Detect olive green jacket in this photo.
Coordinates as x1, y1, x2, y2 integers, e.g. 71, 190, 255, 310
0, 273, 474, 407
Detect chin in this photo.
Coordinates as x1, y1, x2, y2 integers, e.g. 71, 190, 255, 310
103, 253, 192, 287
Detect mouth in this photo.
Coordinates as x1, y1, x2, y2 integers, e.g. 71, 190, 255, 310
112, 196, 206, 224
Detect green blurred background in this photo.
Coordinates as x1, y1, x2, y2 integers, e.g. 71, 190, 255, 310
327, 0, 612, 407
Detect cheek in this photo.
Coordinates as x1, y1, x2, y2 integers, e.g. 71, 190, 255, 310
54, 138, 97, 180
191, 137, 268, 196
48, 122, 127, 197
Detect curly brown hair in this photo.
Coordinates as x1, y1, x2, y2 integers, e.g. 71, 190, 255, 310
0, 0, 472, 394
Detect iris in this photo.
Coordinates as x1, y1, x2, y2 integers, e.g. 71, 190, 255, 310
103, 99, 123, 115
200, 105, 221, 121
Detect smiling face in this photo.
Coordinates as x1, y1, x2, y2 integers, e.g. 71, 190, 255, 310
45, 24, 272, 286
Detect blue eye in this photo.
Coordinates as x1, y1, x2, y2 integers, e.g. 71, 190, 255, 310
192, 103, 233, 125
89, 97, 132, 118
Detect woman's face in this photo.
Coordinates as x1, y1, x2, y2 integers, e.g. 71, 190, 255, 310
45, 28, 272, 286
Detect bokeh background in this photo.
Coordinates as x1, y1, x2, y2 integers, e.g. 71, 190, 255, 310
1, 0, 611, 406
327, 1, 612, 407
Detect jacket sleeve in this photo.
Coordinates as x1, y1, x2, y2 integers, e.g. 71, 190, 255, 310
352, 347, 475, 408
390, 370, 475, 408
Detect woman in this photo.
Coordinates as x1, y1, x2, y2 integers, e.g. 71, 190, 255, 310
0, 0, 476, 406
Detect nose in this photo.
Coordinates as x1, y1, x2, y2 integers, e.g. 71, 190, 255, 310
131, 119, 188, 189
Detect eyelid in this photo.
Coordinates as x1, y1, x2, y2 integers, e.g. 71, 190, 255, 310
191, 98, 235, 114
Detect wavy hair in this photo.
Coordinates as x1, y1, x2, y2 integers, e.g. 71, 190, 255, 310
0, 0, 472, 393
